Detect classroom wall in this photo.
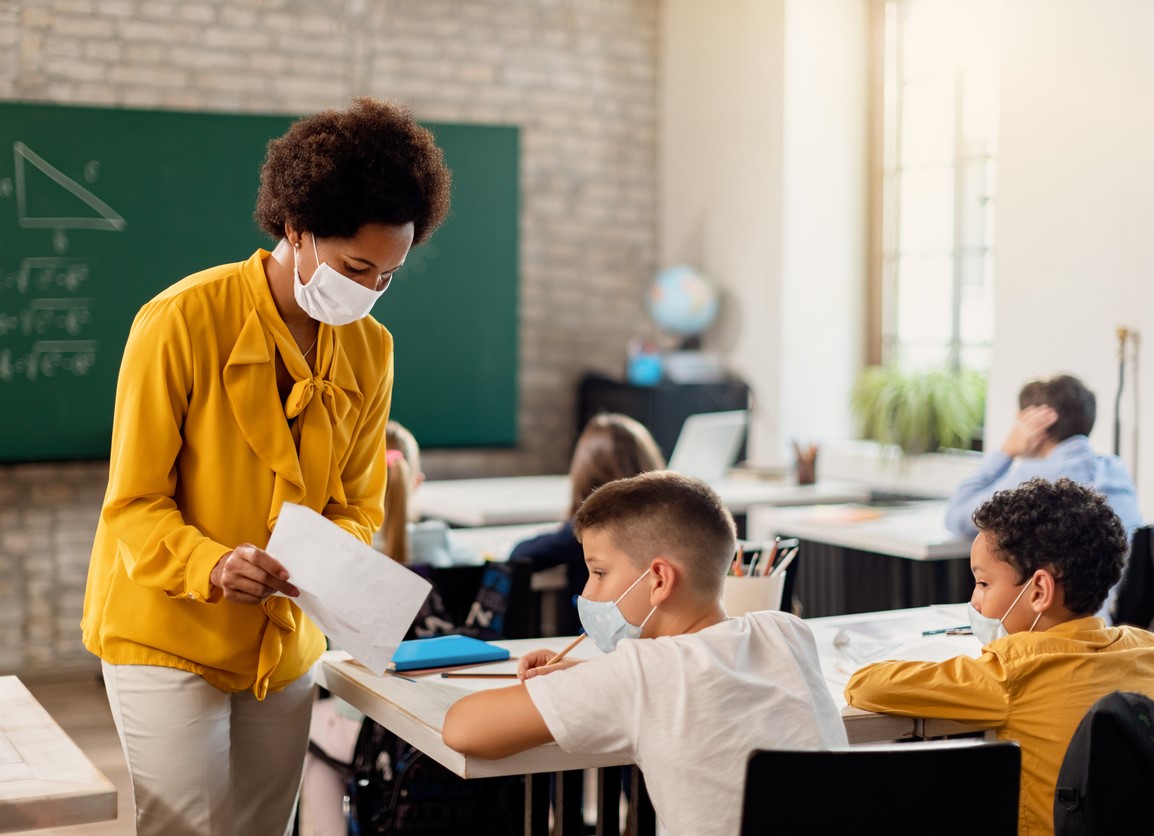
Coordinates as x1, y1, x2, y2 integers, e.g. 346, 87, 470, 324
988, 0, 1154, 521
0, 0, 661, 675
658, 0, 868, 466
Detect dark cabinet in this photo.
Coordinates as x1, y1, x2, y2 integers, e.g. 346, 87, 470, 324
577, 374, 751, 460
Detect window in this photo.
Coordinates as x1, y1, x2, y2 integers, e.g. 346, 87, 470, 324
872, 0, 1002, 371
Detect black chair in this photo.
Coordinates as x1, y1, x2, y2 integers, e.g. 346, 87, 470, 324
1111, 526, 1154, 628
1054, 690, 1154, 836
740, 740, 1020, 836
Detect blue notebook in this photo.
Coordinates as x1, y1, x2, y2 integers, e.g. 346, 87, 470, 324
387, 634, 510, 672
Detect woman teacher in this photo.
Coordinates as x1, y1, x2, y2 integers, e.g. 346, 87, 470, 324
82, 98, 451, 836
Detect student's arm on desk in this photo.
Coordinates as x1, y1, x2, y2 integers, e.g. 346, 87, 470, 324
443, 684, 554, 760
844, 652, 1011, 726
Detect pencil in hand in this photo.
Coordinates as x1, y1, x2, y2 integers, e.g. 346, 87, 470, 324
544, 632, 586, 666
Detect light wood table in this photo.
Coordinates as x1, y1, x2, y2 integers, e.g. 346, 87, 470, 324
417, 474, 871, 528
0, 676, 117, 833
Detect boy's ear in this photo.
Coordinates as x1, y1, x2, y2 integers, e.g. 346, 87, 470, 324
648, 556, 678, 606
1028, 567, 1058, 612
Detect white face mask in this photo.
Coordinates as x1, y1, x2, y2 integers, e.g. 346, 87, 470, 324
967, 579, 1042, 645
577, 568, 657, 654
293, 234, 387, 326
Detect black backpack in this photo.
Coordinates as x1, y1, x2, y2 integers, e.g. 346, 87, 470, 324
1054, 690, 1154, 836
346, 718, 524, 835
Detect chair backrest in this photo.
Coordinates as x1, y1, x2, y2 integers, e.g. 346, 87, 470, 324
1111, 526, 1154, 628
1054, 690, 1154, 836
740, 740, 1020, 836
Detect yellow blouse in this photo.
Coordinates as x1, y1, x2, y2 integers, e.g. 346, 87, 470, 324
845, 618, 1154, 835
82, 250, 392, 699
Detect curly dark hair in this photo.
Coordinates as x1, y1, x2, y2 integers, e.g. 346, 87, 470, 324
1018, 374, 1096, 441
972, 477, 1127, 614
254, 97, 451, 245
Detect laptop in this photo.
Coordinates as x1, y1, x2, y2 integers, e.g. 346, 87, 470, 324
667, 410, 748, 484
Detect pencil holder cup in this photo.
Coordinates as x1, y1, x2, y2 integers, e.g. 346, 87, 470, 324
722, 573, 785, 616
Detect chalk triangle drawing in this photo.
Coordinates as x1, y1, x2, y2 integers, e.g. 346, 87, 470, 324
14, 142, 126, 231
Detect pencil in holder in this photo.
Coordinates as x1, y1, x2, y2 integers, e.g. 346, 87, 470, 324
722, 573, 786, 617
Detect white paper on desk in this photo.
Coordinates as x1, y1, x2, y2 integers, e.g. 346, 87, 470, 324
829, 635, 983, 685
267, 503, 432, 676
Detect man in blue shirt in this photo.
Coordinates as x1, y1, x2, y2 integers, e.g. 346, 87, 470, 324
945, 374, 1142, 620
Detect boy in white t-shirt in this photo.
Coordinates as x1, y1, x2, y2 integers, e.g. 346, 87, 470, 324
442, 470, 847, 836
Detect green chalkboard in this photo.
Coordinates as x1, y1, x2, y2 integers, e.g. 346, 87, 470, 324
0, 102, 519, 462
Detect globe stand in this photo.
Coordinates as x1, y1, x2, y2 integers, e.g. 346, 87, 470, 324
661, 347, 724, 384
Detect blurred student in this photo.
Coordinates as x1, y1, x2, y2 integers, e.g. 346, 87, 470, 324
945, 374, 1140, 539
509, 413, 665, 633
945, 374, 1142, 620
848, 478, 1154, 835
443, 471, 847, 836
374, 420, 469, 566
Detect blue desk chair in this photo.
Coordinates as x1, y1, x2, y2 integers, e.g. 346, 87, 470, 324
740, 739, 1020, 835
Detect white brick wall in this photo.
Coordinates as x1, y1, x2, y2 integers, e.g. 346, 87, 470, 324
0, 0, 659, 674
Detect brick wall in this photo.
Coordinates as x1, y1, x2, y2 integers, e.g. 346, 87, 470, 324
0, 0, 659, 675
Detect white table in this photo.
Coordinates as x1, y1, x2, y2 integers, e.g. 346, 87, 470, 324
417, 474, 871, 528
320, 607, 992, 783
319, 639, 646, 836
0, 676, 117, 833
751, 501, 974, 617
805, 604, 993, 744
750, 500, 971, 561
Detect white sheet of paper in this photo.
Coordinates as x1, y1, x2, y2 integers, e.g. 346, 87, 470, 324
267, 502, 432, 676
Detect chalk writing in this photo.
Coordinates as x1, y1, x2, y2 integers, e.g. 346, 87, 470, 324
0, 258, 96, 382
0, 340, 98, 382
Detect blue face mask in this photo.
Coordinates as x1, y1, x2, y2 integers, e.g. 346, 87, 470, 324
577, 568, 657, 654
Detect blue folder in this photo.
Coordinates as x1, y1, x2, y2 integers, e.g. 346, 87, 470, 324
387, 634, 511, 672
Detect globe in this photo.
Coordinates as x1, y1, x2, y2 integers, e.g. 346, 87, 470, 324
647, 265, 719, 338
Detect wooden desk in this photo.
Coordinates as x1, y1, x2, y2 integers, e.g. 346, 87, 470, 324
417, 474, 871, 528
322, 609, 993, 833
321, 608, 989, 782
319, 639, 646, 836
805, 604, 992, 744
0, 676, 117, 833
752, 501, 974, 617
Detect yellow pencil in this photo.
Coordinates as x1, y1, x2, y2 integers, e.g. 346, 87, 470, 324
544, 633, 587, 666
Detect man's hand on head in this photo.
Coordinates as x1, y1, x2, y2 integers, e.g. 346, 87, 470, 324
1002, 405, 1059, 458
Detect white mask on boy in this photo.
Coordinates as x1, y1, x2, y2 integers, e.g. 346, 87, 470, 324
293, 234, 386, 326
967, 580, 1042, 645
577, 568, 657, 654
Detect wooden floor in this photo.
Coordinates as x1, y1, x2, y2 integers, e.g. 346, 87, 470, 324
23, 674, 135, 835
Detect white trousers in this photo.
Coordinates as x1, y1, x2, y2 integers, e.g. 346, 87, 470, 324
102, 661, 316, 836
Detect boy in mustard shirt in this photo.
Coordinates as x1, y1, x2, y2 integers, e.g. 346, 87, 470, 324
846, 477, 1154, 835
442, 470, 847, 836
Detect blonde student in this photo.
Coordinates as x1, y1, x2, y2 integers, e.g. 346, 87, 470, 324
443, 470, 847, 836
374, 420, 468, 566
846, 478, 1154, 836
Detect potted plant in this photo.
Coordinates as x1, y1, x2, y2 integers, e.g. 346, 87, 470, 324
850, 366, 986, 456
